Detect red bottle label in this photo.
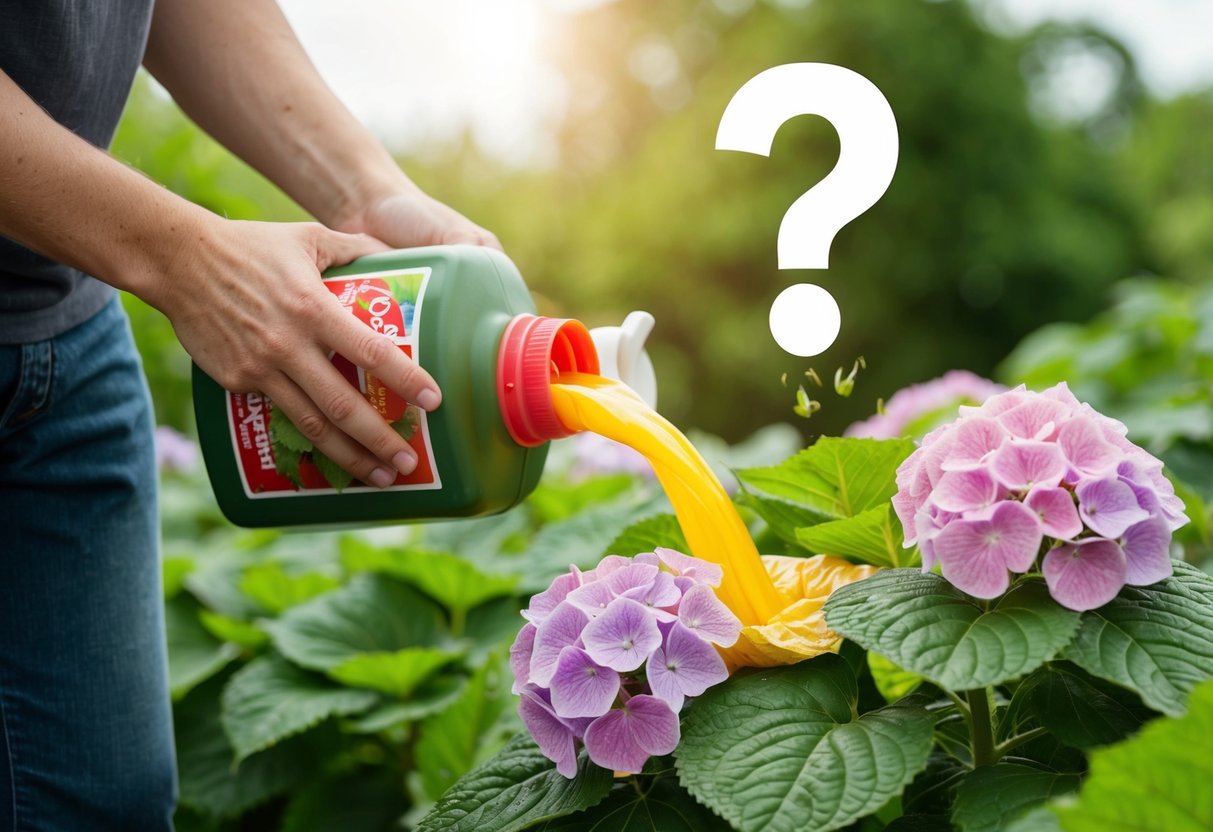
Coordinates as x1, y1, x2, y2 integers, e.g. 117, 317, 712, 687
226, 268, 442, 498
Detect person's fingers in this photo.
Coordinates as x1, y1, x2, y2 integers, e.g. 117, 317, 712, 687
311, 225, 390, 271
283, 346, 420, 474
263, 373, 412, 489
324, 303, 443, 412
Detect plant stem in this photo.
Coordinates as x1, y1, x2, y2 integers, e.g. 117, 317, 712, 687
449, 606, 467, 638
994, 726, 1049, 758
966, 688, 997, 768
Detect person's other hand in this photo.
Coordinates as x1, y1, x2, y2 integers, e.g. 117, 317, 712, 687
338, 187, 503, 252
155, 218, 438, 487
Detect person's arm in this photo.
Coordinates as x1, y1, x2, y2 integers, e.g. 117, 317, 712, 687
141, 0, 500, 250
0, 68, 434, 487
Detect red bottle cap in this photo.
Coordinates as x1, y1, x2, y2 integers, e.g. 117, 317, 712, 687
497, 314, 600, 447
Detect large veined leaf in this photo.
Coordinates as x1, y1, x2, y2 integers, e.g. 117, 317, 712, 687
220, 654, 379, 761
1041, 680, 1213, 832
539, 777, 730, 831
796, 504, 916, 567
175, 671, 338, 819
1061, 561, 1213, 716
280, 769, 410, 832
166, 594, 241, 700
237, 562, 339, 615
950, 763, 1079, 832
735, 488, 829, 550
415, 657, 512, 801
825, 571, 1080, 690
328, 646, 460, 698
343, 676, 467, 734
339, 538, 517, 613
261, 573, 446, 671
676, 655, 935, 832
415, 734, 614, 832
1010, 662, 1154, 749
735, 437, 914, 519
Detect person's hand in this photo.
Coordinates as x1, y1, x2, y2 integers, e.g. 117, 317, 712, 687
337, 186, 504, 251
154, 217, 439, 487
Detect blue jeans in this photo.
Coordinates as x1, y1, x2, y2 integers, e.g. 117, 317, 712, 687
0, 295, 176, 830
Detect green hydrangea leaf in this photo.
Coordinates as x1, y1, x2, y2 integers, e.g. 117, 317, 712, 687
415, 657, 513, 801
604, 513, 689, 557
274, 441, 305, 488
1061, 561, 1213, 716
676, 654, 935, 832
343, 676, 467, 734
735, 488, 829, 550
220, 654, 378, 762
239, 561, 340, 615
280, 768, 410, 832
951, 764, 1080, 832
735, 437, 914, 520
392, 405, 420, 441
796, 504, 917, 567
198, 610, 269, 650
528, 474, 635, 524
166, 594, 241, 701
1010, 662, 1154, 749
328, 646, 460, 698
825, 571, 1080, 690
415, 734, 614, 832
339, 539, 517, 613
1044, 680, 1213, 832
262, 573, 446, 671
538, 777, 731, 831
868, 651, 924, 703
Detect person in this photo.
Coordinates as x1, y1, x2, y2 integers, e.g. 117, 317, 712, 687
0, 1, 499, 828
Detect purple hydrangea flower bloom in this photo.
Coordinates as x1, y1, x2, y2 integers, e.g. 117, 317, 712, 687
893, 382, 1189, 612
511, 551, 741, 777
154, 425, 199, 473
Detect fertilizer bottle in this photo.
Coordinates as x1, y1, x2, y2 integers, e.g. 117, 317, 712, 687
193, 245, 654, 528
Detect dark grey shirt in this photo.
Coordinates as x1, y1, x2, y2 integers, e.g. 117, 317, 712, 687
0, 0, 155, 343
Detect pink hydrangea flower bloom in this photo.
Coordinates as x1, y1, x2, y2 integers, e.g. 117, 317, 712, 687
511, 548, 741, 776
846, 370, 1005, 439
894, 383, 1188, 611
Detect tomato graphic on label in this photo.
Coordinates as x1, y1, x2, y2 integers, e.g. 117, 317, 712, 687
327, 278, 406, 338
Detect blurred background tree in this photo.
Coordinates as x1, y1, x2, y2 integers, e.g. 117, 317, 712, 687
112, 0, 1212, 441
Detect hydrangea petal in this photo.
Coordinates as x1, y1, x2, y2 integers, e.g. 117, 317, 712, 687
999, 398, 1069, 440
932, 501, 1042, 598
653, 547, 724, 586
1121, 516, 1173, 586
1058, 417, 1119, 476
677, 583, 742, 646
990, 440, 1067, 490
1040, 382, 1081, 410
939, 417, 1007, 471
1042, 539, 1127, 612
646, 622, 728, 712
603, 562, 660, 595
519, 688, 579, 778
893, 489, 922, 545
620, 570, 681, 611
931, 467, 999, 512
582, 695, 679, 774
509, 622, 537, 693
565, 580, 616, 617
581, 597, 661, 672
530, 602, 589, 686
522, 569, 582, 623
1077, 477, 1151, 538
1025, 486, 1083, 540
549, 646, 621, 719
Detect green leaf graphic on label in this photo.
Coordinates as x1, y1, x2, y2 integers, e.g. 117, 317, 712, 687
392, 405, 420, 442
312, 449, 355, 492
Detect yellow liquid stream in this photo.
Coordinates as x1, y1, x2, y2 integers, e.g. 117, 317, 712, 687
551, 373, 784, 626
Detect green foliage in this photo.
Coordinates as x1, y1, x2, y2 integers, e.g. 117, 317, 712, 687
951, 764, 1080, 832
825, 571, 1081, 689
415, 735, 614, 832
1060, 561, 1213, 716
675, 656, 935, 832
1034, 680, 1213, 831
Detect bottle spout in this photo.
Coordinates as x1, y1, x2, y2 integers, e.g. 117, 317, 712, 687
590, 311, 658, 408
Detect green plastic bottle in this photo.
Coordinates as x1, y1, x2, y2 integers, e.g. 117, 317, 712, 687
193, 245, 601, 528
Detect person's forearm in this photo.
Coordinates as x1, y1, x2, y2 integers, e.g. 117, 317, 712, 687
142, 0, 412, 232
0, 70, 217, 308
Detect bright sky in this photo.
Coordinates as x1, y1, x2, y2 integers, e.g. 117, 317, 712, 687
279, 0, 1213, 166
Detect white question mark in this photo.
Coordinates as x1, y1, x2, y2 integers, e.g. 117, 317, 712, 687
716, 63, 899, 357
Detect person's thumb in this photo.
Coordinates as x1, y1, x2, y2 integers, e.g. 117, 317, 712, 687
314, 227, 391, 271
